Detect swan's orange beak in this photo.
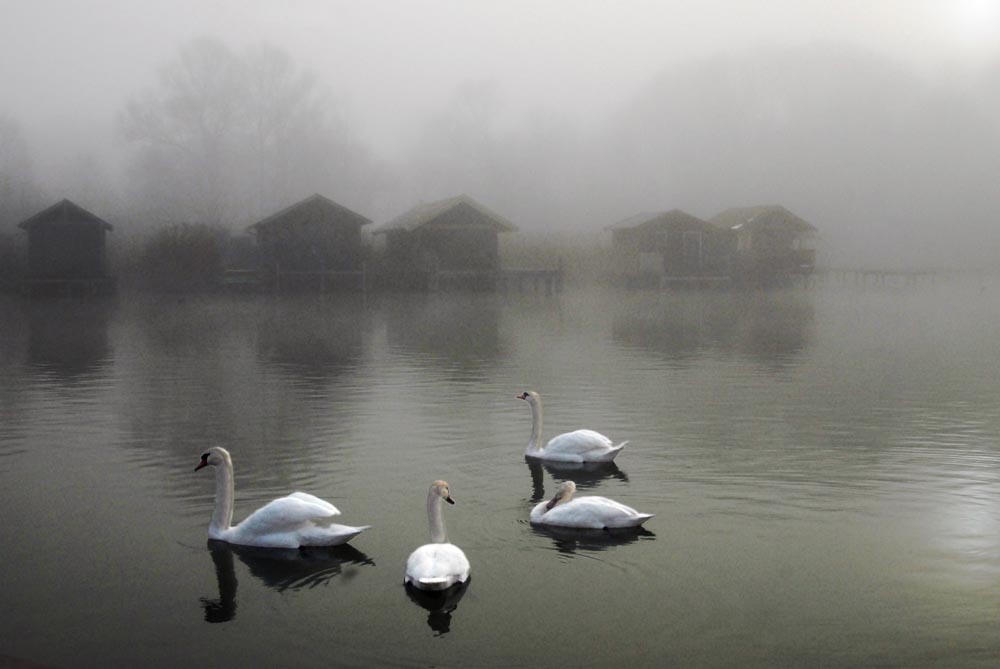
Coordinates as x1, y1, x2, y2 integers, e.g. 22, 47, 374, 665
195, 458, 208, 471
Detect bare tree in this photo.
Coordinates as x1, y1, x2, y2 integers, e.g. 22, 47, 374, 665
121, 37, 245, 226
0, 113, 41, 229
241, 43, 386, 218
120, 38, 380, 232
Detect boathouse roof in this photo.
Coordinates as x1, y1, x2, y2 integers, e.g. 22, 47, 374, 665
607, 209, 716, 231
709, 205, 816, 233
374, 195, 517, 234
248, 194, 371, 232
17, 199, 113, 232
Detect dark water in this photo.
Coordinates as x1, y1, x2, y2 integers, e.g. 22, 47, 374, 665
2, 278, 1000, 667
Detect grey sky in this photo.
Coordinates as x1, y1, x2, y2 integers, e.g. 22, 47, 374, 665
3, 0, 998, 158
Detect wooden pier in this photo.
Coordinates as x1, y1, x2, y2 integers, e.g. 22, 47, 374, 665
824, 268, 938, 287
224, 266, 562, 294
21, 276, 117, 298
417, 268, 563, 293
496, 268, 563, 294
659, 275, 731, 288
224, 267, 367, 293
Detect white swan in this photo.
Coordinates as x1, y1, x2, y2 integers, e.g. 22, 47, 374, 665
530, 481, 653, 529
405, 480, 470, 591
517, 390, 627, 463
195, 447, 370, 548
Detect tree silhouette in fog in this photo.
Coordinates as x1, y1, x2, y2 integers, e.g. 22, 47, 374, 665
0, 114, 41, 228
119, 38, 377, 229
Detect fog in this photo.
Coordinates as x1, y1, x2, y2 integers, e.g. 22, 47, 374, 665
2, 0, 1000, 269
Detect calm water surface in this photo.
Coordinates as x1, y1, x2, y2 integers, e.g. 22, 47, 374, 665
2, 278, 1000, 667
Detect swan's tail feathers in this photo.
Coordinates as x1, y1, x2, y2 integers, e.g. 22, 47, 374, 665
634, 513, 654, 526
339, 525, 372, 542
598, 441, 628, 461
302, 524, 371, 547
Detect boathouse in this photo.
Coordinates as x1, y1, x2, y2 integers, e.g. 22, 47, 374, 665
608, 209, 730, 286
247, 194, 371, 291
709, 205, 817, 279
373, 195, 518, 290
17, 199, 115, 296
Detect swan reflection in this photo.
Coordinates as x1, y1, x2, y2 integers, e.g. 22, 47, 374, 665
202, 541, 238, 623
405, 579, 470, 636
530, 524, 655, 555
526, 458, 628, 503
201, 540, 375, 623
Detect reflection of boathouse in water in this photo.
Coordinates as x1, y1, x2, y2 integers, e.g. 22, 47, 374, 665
27, 300, 113, 377
256, 298, 368, 380
383, 293, 503, 366
611, 290, 814, 362
17, 199, 116, 297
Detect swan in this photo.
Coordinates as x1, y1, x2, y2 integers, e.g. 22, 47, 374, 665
516, 390, 627, 462
530, 480, 653, 529
405, 480, 470, 591
195, 447, 370, 548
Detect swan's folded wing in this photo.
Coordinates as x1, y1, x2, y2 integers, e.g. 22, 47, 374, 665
238, 494, 341, 534
287, 492, 341, 516
545, 429, 614, 453
573, 496, 643, 518
543, 496, 649, 528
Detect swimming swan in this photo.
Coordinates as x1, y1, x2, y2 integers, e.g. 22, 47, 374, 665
517, 390, 627, 463
530, 480, 653, 529
405, 480, 470, 591
195, 447, 370, 548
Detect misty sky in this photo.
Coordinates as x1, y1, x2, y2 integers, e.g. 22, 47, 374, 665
2, 0, 1000, 267
5, 0, 998, 154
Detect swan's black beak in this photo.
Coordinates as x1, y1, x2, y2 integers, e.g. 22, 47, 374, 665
445, 495, 455, 505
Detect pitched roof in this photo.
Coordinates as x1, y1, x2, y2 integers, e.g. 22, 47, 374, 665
709, 205, 816, 233
17, 199, 113, 231
607, 209, 716, 231
374, 195, 517, 234
248, 194, 371, 231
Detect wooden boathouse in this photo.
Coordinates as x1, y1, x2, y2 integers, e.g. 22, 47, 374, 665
709, 205, 817, 282
608, 209, 731, 287
17, 199, 116, 297
373, 195, 524, 290
245, 194, 372, 292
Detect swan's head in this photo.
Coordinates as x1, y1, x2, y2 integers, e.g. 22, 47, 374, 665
516, 390, 540, 405
195, 446, 231, 472
545, 480, 577, 510
431, 480, 455, 505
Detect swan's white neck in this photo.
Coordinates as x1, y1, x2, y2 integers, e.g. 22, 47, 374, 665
526, 399, 543, 454
210, 456, 235, 538
427, 493, 448, 544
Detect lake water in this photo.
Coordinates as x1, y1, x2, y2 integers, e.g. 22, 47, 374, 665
2, 277, 1000, 667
